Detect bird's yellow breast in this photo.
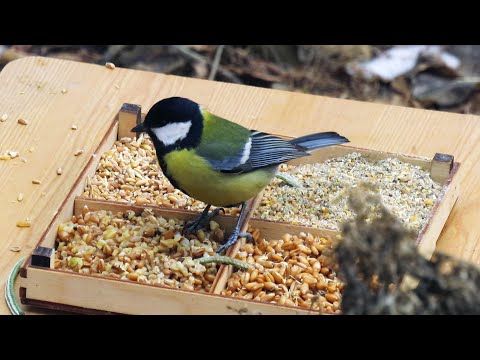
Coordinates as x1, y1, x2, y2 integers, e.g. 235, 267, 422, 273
163, 149, 277, 207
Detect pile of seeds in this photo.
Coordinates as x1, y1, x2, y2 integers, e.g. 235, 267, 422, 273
254, 152, 443, 232
222, 229, 343, 313
82, 135, 239, 215
54, 206, 225, 292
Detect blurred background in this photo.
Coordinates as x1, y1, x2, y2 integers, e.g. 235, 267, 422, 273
2, 45, 480, 114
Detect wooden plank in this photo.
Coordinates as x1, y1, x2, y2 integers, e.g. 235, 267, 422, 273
21, 298, 121, 315
19, 267, 314, 315
0, 56, 478, 314
417, 163, 461, 259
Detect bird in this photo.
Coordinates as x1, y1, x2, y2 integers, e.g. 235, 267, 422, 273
131, 97, 349, 254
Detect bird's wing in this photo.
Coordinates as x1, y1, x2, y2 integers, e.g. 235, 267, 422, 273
195, 110, 253, 172
241, 131, 309, 171
195, 110, 308, 173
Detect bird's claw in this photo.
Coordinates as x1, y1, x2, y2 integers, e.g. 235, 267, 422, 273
183, 207, 225, 235
239, 232, 254, 243
183, 221, 200, 236
216, 232, 253, 254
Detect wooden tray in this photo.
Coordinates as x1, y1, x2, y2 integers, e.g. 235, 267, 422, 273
17, 104, 461, 315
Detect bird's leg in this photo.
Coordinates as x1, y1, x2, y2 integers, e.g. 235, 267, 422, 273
216, 202, 251, 254
183, 204, 225, 235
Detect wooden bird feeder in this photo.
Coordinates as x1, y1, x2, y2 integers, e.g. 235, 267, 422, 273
16, 103, 460, 314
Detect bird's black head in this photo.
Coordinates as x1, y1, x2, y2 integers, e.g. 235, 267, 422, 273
143, 97, 201, 128
131, 97, 203, 154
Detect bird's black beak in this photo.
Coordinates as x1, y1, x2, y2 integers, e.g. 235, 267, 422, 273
131, 123, 146, 133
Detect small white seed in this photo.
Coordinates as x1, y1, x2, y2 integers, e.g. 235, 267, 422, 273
56, 168, 62, 175
105, 62, 116, 69
17, 193, 24, 202
71, 125, 78, 130
1, 114, 7, 122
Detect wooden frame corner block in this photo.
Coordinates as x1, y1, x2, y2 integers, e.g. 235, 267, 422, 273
431, 153, 454, 183
118, 103, 142, 140
31, 246, 55, 268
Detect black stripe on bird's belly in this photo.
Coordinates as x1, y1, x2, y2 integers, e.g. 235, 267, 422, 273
223, 202, 243, 208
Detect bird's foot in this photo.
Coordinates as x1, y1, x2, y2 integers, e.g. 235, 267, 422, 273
216, 232, 253, 254
183, 207, 224, 235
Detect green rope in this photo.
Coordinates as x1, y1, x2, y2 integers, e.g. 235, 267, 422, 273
275, 172, 303, 188
197, 255, 252, 271
5, 257, 26, 315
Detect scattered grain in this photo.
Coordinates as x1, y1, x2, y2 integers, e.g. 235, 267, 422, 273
16, 220, 31, 228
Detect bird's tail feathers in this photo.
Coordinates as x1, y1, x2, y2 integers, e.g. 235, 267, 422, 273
290, 132, 349, 152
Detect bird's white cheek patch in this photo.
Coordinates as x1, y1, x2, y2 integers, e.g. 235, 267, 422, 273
152, 121, 192, 146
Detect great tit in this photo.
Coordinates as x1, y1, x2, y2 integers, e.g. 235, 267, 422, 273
131, 97, 349, 253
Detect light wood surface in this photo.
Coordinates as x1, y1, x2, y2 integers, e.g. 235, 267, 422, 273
1, 56, 479, 314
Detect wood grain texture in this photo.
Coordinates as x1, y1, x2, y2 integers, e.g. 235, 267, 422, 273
417, 163, 461, 258
19, 267, 314, 315
1, 56, 479, 315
